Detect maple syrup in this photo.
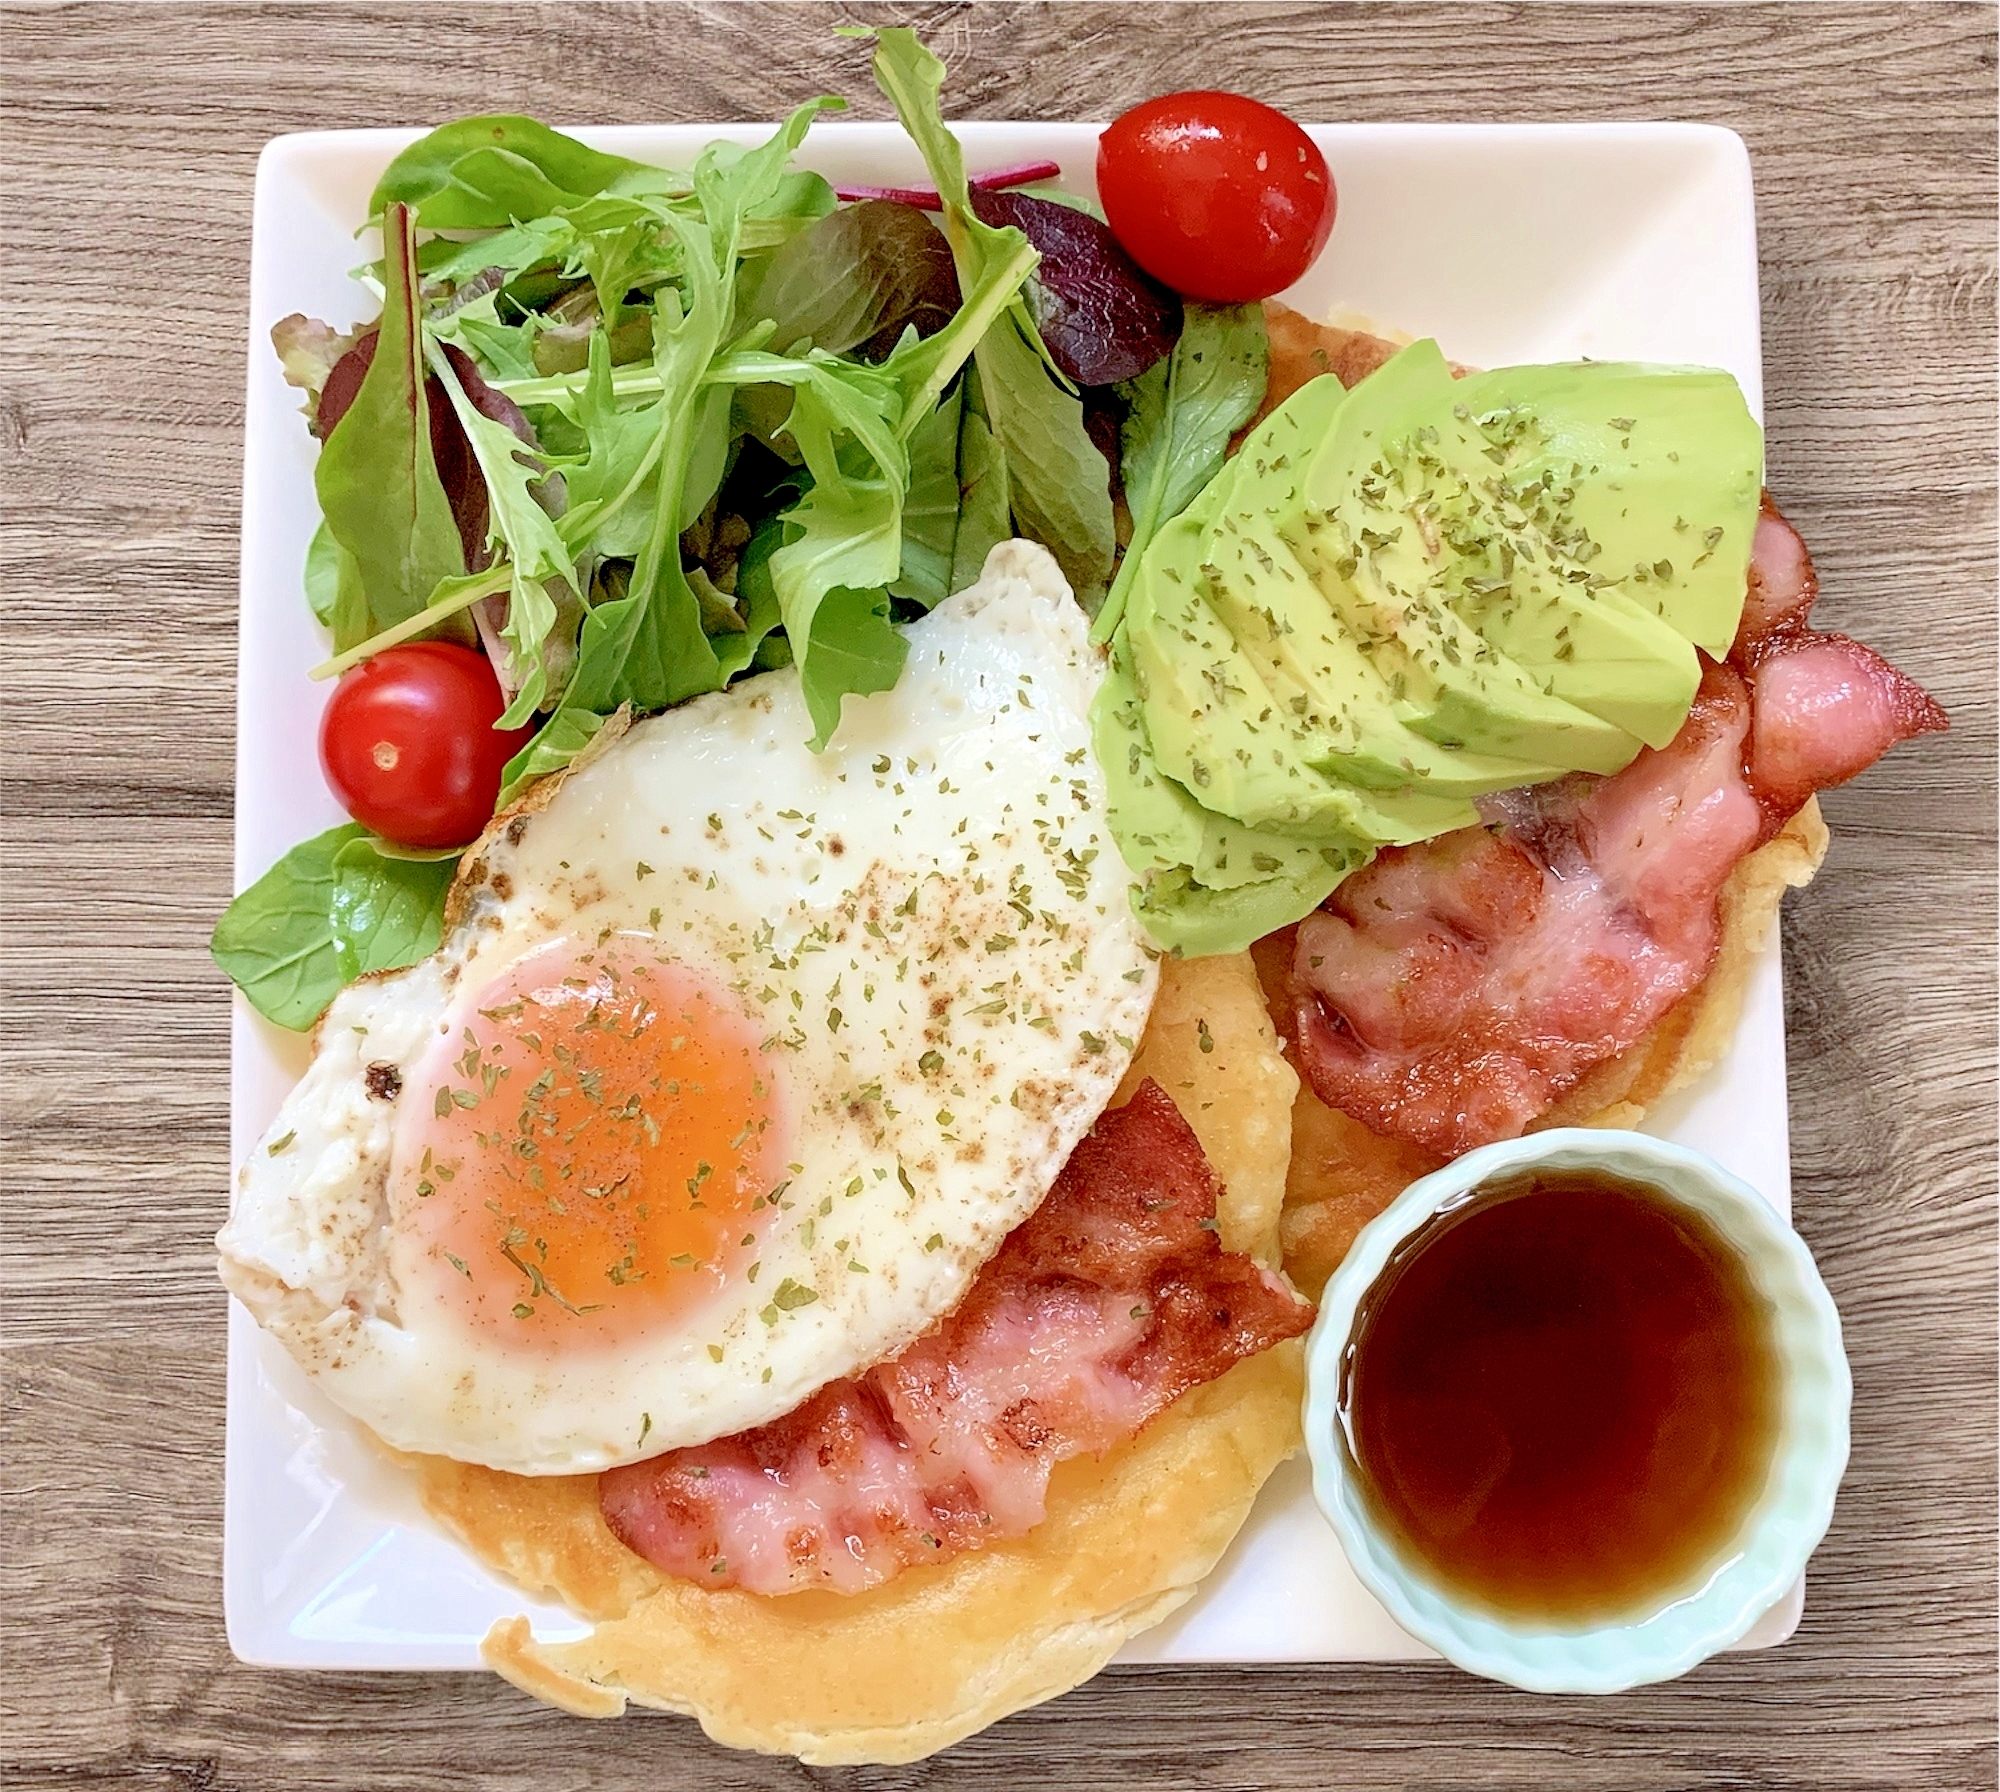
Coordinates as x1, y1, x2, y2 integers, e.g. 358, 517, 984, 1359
1338, 1168, 1781, 1623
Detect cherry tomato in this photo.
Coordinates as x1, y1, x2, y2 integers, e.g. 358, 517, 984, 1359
1097, 92, 1335, 304
319, 642, 533, 849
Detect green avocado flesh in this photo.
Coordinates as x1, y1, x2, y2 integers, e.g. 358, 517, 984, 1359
1099, 338, 1763, 957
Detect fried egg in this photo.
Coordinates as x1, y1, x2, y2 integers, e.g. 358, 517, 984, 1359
219, 542, 1158, 1474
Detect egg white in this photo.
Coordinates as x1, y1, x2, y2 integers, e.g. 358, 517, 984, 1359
219, 542, 1159, 1474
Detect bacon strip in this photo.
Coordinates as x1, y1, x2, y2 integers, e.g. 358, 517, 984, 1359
1290, 501, 1946, 1157
599, 1081, 1313, 1596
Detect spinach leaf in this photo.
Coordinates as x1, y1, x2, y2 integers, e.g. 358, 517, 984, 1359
211, 826, 355, 1028
211, 825, 456, 1029
1096, 301, 1268, 639
371, 116, 681, 228
866, 27, 1116, 603
976, 310, 1117, 604
313, 203, 465, 639
329, 836, 458, 985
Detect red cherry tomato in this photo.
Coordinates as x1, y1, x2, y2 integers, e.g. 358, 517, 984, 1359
319, 642, 533, 849
1097, 92, 1335, 303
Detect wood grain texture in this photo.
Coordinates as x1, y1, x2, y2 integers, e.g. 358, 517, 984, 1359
2, 3, 1993, 1787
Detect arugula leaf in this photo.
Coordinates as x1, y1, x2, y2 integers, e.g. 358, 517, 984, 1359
498, 707, 605, 808
605, 103, 842, 713
211, 825, 456, 1029
556, 326, 669, 557
431, 295, 549, 383
371, 116, 682, 228
802, 586, 909, 738
761, 358, 909, 743
1096, 301, 1268, 639
501, 104, 843, 784
573, 211, 685, 328
865, 27, 1115, 602
728, 514, 793, 673
420, 213, 577, 290
313, 203, 466, 641
427, 345, 579, 723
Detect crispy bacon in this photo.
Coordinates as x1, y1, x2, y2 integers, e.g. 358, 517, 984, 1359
1290, 501, 1946, 1157
599, 1081, 1312, 1596
1731, 499, 1949, 819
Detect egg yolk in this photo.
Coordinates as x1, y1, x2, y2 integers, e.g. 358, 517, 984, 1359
393, 936, 789, 1347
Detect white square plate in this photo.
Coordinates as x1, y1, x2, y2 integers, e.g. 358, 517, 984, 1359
227, 118, 1802, 1670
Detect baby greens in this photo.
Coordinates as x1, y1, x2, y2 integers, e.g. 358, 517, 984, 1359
220, 25, 1237, 1030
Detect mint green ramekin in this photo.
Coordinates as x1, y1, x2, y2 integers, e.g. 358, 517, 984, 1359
1302, 1127, 1851, 1693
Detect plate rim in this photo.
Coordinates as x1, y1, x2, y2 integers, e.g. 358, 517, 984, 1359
224, 114, 1782, 1672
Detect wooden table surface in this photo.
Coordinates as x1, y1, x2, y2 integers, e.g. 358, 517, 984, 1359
4, 4, 1995, 1787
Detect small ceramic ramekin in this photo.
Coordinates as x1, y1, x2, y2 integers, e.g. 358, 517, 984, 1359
1303, 1127, 1850, 1693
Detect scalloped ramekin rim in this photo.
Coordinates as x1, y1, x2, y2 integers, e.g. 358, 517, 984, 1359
1302, 1126, 1851, 1694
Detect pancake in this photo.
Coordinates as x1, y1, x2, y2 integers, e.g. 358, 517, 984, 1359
409, 951, 1305, 1762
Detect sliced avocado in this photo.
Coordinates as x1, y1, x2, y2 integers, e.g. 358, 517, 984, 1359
1124, 511, 1477, 843
1453, 361, 1762, 659
1096, 334, 1758, 959
1338, 370, 1704, 748
1197, 369, 1351, 525
1092, 645, 1366, 958
1446, 544, 1701, 748
1288, 340, 1646, 776
1197, 496, 1573, 796
1177, 366, 1568, 798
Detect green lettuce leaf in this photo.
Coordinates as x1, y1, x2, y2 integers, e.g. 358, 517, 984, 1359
302, 519, 368, 649
1097, 301, 1268, 639
888, 378, 963, 608
371, 116, 682, 228
313, 203, 466, 641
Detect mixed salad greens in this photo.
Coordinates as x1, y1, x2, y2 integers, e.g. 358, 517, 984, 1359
216, 28, 1277, 1028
